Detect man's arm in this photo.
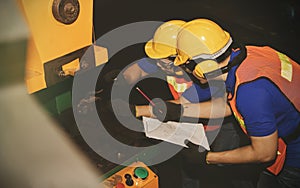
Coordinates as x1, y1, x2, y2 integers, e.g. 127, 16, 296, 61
135, 104, 154, 118
206, 130, 278, 164
182, 96, 232, 119
135, 98, 185, 118
122, 63, 150, 85
135, 96, 232, 119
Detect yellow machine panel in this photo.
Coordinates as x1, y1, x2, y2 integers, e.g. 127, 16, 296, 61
19, 0, 93, 63
101, 161, 159, 188
18, 0, 108, 93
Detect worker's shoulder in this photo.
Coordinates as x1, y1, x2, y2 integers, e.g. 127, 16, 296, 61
238, 78, 280, 99
239, 78, 277, 91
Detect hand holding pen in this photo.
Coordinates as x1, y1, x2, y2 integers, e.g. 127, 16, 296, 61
135, 87, 183, 122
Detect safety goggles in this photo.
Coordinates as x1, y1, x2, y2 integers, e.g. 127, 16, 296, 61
179, 60, 197, 74
178, 58, 224, 79
157, 56, 222, 79
157, 57, 175, 69
166, 56, 176, 62
156, 56, 182, 74
157, 56, 228, 78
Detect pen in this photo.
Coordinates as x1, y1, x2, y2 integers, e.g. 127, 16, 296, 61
136, 87, 164, 115
135, 87, 156, 106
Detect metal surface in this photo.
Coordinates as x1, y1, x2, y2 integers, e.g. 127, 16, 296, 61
52, 0, 80, 24
18, 0, 94, 93
43, 45, 88, 87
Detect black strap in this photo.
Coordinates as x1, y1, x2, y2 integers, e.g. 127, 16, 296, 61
282, 122, 300, 143
203, 43, 247, 79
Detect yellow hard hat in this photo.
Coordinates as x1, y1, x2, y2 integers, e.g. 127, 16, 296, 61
174, 19, 232, 66
145, 20, 186, 59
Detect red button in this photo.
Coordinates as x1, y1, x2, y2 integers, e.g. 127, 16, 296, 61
116, 183, 125, 188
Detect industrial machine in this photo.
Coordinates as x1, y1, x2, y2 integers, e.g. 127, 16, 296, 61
101, 161, 159, 188
17, 1, 159, 187
18, 0, 108, 114
18, 0, 108, 93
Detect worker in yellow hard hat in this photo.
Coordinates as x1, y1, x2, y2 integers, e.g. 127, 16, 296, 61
128, 19, 233, 121
115, 19, 232, 123
149, 18, 300, 188
111, 19, 241, 143
110, 19, 265, 187
111, 19, 194, 188
121, 19, 190, 93
112, 19, 197, 111
173, 18, 233, 83
102, 20, 188, 113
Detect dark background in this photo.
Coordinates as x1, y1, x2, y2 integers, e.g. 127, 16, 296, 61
93, 0, 300, 62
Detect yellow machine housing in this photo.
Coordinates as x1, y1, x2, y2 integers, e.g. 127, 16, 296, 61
18, 0, 108, 93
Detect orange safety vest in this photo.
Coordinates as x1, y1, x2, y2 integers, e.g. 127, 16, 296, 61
228, 46, 300, 175
166, 75, 193, 100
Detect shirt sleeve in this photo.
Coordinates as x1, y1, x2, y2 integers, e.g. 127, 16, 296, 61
182, 84, 211, 102
236, 82, 277, 137
137, 58, 158, 74
182, 82, 226, 103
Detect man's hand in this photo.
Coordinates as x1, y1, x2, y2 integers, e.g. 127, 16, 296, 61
180, 141, 209, 165
152, 101, 184, 122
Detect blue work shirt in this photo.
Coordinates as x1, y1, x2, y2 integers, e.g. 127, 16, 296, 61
226, 51, 300, 168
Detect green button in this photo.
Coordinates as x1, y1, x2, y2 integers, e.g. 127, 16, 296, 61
134, 167, 149, 179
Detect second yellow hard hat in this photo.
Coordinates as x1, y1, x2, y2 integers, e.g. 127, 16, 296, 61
174, 19, 232, 66
145, 20, 186, 59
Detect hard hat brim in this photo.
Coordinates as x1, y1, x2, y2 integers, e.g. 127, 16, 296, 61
174, 55, 189, 66
144, 40, 174, 59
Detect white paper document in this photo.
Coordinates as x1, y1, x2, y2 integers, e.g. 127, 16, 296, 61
142, 117, 210, 150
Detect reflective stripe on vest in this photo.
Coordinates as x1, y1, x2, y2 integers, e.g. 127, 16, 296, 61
167, 76, 193, 100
